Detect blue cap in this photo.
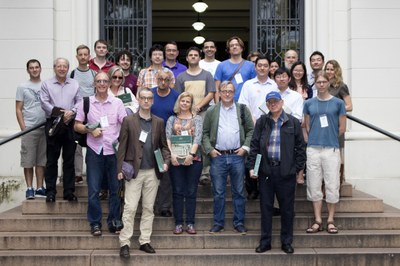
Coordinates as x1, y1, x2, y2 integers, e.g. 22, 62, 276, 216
266, 91, 282, 101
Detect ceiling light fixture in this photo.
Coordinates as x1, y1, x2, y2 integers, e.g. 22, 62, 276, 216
193, 32, 205, 44
192, 0, 208, 13
192, 14, 205, 31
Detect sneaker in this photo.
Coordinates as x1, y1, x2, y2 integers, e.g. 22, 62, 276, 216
199, 178, 211, 186
26, 188, 35, 200
209, 224, 224, 234
91, 225, 102, 236
75, 176, 83, 184
234, 224, 247, 235
35, 187, 46, 198
173, 224, 183, 234
186, 224, 197, 234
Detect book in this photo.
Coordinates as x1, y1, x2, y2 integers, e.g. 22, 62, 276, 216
170, 135, 193, 164
85, 122, 101, 130
253, 154, 262, 177
154, 148, 166, 173
116, 93, 132, 104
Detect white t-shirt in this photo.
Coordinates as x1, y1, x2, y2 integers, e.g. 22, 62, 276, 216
199, 59, 220, 77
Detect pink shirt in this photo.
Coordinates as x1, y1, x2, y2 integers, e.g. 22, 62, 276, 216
75, 95, 127, 155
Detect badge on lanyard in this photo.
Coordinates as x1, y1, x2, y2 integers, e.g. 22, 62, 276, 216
181, 130, 189, 136
100, 116, 109, 128
234, 73, 243, 84
139, 130, 148, 143
319, 114, 329, 128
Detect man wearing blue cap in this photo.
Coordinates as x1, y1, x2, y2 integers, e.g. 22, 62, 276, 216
247, 91, 306, 254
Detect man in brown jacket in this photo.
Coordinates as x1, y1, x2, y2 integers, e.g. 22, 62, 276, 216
117, 88, 170, 259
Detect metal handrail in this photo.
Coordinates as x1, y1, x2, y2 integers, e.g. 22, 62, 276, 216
0, 122, 46, 146
346, 114, 400, 142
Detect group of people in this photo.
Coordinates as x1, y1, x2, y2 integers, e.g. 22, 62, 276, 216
15, 35, 352, 258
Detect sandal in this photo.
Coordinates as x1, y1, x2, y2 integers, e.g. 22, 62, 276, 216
306, 221, 323, 233
327, 221, 339, 234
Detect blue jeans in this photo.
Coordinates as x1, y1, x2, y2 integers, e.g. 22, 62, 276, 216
210, 154, 246, 227
86, 147, 121, 229
170, 160, 203, 225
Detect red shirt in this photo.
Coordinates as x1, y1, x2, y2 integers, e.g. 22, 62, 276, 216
89, 58, 115, 73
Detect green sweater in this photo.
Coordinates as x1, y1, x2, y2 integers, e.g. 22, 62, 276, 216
202, 102, 254, 155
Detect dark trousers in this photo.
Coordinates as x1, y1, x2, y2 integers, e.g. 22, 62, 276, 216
258, 165, 296, 247
155, 171, 172, 212
44, 119, 76, 197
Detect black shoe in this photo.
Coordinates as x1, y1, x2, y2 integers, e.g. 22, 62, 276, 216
281, 243, 294, 254
160, 210, 172, 217
209, 224, 224, 234
46, 195, 56, 203
63, 194, 78, 201
247, 191, 259, 200
234, 224, 247, 235
255, 244, 272, 253
91, 225, 102, 236
120, 245, 130, 259
139, 243, 156, 254
273, 207, 281, 216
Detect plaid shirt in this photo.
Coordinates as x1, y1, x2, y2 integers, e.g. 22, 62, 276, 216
137, 66, 175, 89
267, 112, 284, 162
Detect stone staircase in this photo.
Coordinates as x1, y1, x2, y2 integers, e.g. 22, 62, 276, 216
1, 182, 400, 266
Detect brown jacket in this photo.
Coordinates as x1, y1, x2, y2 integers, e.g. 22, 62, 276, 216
117, 112, 170, 179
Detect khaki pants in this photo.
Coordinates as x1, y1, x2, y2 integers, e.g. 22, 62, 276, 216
119, 169, 160, 247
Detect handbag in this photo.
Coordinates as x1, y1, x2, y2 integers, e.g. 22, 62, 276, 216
73, 97, 90, 147
122, 161, 135, 181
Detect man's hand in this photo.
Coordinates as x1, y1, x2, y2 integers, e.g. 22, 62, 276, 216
91, 128, 103, 138
117, 173, 124, 181
234, 147, 247, 157
62, 110, 75, 124
209, 149, 221, 158
249, 169, 258, 179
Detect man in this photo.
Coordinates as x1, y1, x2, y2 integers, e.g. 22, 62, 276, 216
238, 55, 277, 200
137, 44, 175, 90
118, 88, 171, 258
247, 51, 261, 63
70, 44, 96, 184
74, 72, 126, 236
274, 68, 304, 121
89, 40, 115, 73
214, 36, 256, 102
40, 58, 81, 202
304, 71, 346, 235
284, 49, 298, 71
238, 55, 277, 123
162, 41, 187, 79
247, 91, 306, 254
15, 59, 46, 199
199, 39, 220, 77
116, 50, 138, 95
151, 68, 179, 217
308, 51, 325, 97
202, 81, 254, 234
175, 46, 216, 114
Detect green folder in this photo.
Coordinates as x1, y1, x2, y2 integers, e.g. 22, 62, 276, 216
253, 154, 262, 177
154, 148, 166, 173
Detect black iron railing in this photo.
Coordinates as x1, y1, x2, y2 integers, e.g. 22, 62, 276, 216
0, 122, 46, 146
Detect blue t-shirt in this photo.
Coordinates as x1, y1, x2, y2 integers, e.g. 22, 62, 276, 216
303, 96, 346, 148
151, 87, 179, 125
214, 59, 256, 101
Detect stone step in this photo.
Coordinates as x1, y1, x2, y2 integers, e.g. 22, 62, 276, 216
63, 182, 353, 199
2, 209, 400, 232
21, 190, 383, 215
1, 248, 399, 266
1, 230, 400, 250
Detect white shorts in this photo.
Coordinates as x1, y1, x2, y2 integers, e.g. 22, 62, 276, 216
306, 146, 340, 203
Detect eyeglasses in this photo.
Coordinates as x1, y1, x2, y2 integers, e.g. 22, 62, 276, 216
139, 96, 154, 101
220, 90, 234, 95
112, 76, 123, 80
95, 80, 110, 84
157, 78, 171, 83
316, 80, 328, 85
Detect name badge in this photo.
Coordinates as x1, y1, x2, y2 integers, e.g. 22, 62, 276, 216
234, 73, 243, 84
181, 130, 189, 136
100, 116, 109, 128
139, 130, 148, 143
320, 115, 329, 128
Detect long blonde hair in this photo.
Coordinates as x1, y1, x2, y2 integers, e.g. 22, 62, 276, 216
324, 59, 344, 88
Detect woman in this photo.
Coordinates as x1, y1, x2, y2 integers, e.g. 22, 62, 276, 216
324, 59, 353, 184
289, 61, 312, 184
289, 61, 313, 100
107, 66, 139, 115
166, 92, 203, 235
269, 60, 280, 80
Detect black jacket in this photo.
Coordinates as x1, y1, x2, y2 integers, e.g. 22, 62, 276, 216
246, 111, 306, 178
